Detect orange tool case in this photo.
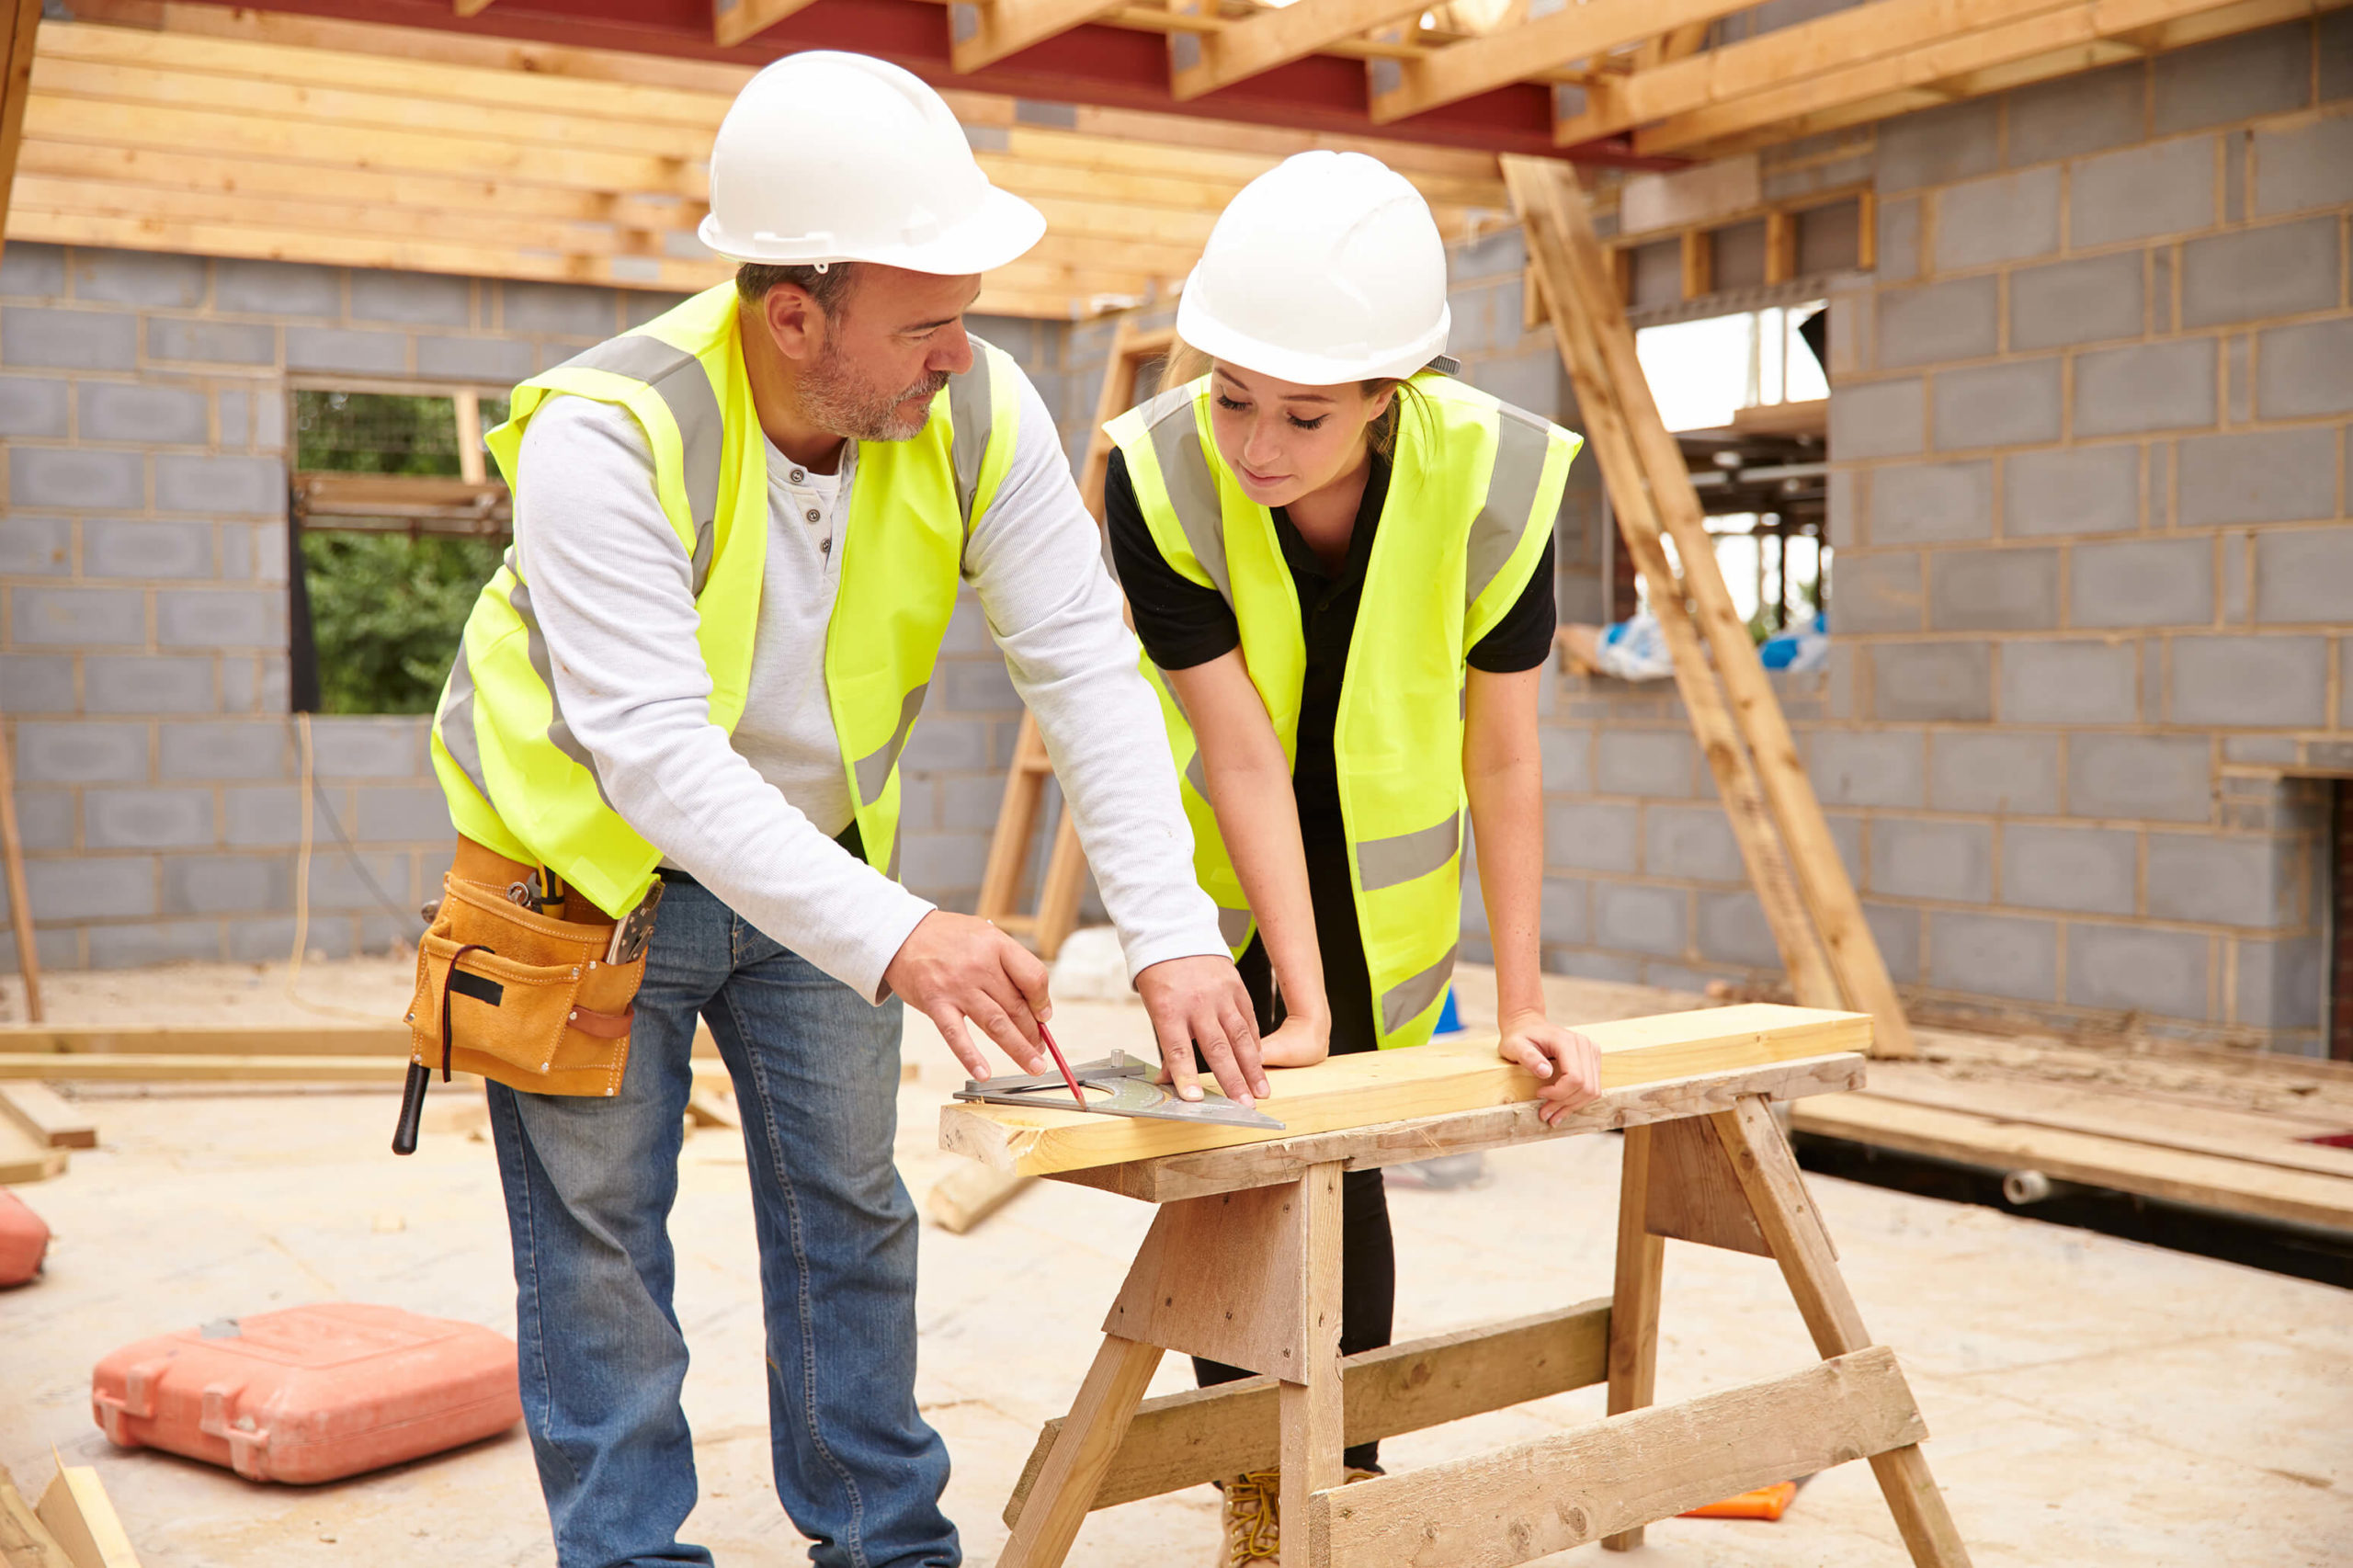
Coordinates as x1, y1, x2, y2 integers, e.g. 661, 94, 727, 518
92, 1302, 522, 1483
0, 1189, 49, 1286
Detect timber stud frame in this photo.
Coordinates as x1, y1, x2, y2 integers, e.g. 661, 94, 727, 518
988, 1048, 1974, 1568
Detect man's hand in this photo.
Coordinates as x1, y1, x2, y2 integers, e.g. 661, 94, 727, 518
1136, 955, 1270, 1107
884, 911, 1051, 1081
1498, 1012, 1602, 1127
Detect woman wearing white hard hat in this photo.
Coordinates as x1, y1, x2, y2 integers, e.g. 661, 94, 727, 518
1103, 149, 1606, 1563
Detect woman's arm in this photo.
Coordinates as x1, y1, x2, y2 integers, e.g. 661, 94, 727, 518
1465, 664, 1600, 1121
1165, 653, 1333, 1067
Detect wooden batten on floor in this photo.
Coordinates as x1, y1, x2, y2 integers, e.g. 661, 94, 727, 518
1793, 1092, 2353, 1233
0, 1083, 94, 1148
33, 1461, 141, 1568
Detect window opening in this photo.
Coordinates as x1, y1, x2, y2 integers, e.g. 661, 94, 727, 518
289, 388, 512, 715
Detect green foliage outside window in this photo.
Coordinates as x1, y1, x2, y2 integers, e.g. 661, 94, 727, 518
295, 390, 509, 475
295, 391, 511, 714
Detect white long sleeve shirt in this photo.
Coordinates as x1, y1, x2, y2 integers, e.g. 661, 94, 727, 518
509, 358, 1223, 1003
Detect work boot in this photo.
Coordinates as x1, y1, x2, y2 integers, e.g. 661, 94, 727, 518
1215, 1467, 1381, 1564
1217, 1468, 1281, 1564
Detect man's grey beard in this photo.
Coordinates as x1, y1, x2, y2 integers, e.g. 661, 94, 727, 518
800, 339, 951, 442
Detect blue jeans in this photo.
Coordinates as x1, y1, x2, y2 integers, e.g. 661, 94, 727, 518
487, 878, 954, 1568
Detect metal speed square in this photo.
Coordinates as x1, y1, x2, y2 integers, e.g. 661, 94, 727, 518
952, 1049, 1284, 1131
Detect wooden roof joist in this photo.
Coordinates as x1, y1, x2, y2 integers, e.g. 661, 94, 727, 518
1617, 0, 2351, 158
1371, 0, 1764, 125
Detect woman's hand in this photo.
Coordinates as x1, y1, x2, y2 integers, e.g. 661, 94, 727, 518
1497, 1012, 1602, 1126
1256, 1007, 1332, 1068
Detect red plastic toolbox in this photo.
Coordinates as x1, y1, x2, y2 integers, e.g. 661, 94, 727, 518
0, 1188, 48, 1285
92, 1302, 521, 1483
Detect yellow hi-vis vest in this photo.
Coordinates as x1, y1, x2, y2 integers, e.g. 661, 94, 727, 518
429, 282, 1021, 918
1108, 372, 1581, 1050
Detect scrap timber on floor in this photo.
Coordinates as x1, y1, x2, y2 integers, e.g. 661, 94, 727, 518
1790, 1028, 2353, 1234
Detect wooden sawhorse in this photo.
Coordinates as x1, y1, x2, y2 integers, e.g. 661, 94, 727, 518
986, 1051, 1972, 1567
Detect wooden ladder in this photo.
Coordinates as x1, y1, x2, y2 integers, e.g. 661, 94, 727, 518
974, 317, 1175, 960
1504, 156, 1916, 1059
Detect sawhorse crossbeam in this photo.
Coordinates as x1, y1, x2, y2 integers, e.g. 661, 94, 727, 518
990, 1053, 1972, 1567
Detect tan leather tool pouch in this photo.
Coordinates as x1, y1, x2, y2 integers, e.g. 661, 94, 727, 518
405, 864, 648, 1098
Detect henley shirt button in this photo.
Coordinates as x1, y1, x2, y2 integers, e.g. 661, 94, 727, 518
789, 467, 806, 483
804, 507, 821, 524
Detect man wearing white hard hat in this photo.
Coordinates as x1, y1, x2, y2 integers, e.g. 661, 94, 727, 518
425, 52, 1265, 1567
1101, 150, 1604, 1562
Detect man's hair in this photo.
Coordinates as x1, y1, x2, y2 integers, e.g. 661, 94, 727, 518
735, 261, 860, 314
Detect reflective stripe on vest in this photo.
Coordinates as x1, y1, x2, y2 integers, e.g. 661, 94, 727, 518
430, 281, 1017, 917
1110, 372, 1581, 1049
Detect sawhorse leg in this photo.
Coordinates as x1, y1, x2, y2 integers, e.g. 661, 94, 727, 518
1601, 1125, 1664, 1552
1715, 1095, 1972, 1566
1279, 1164, 1345, 1561
997, 1335, 1165, 1568
1000, 1162, 1347, 1568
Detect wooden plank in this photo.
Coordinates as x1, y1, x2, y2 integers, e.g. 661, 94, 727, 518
1643, 1114, 1771, 1256
1764, 208, 1796, 284
1309, 1346, 1927, 1567
0, 1084, 94, 1148
1049, 1052, 1869, 1202
0, 1052, 738, 1090
1369, 0, 1756, 124
32, 1468, 139, 1568
0, 1115, 66, 1185
1502, 157, 1845, 1017
40, 16, 737, 124
14, 139, 693, 229
943, 1005, 1870, 1175
0, 1022, 414, 1056
1552, 0, 2081, 144
0, 1465, 73, 1568
1510, 156, 1918, 1059
1602, 1125, 1664, 1551
1638, 0, 2325, 153
1850, 1062, 2353, 1179
925, 1163, 1034, 1233
1678, 228, 1712, 300
0, 716, 42, 1026
711, 0, 824, 48
995, 1335, 1165, 1568
1791, 1092, 2353, 1233
954, 0, 1127, 73
1005, 1301, 1611, 1524
28, 49, 714, 160
23, 74, 703, 195
1173, 0, 1427, 100
1672, 0, 2337, 158
0, 0, 39, 225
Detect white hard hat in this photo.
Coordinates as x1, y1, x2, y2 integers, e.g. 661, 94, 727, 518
698, 51, 1046, 275
1176, 151, 1449, 386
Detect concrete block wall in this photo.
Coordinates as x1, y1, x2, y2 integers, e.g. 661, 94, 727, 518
0, 240, 1068, 965
1530, 19, 2349, 1053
